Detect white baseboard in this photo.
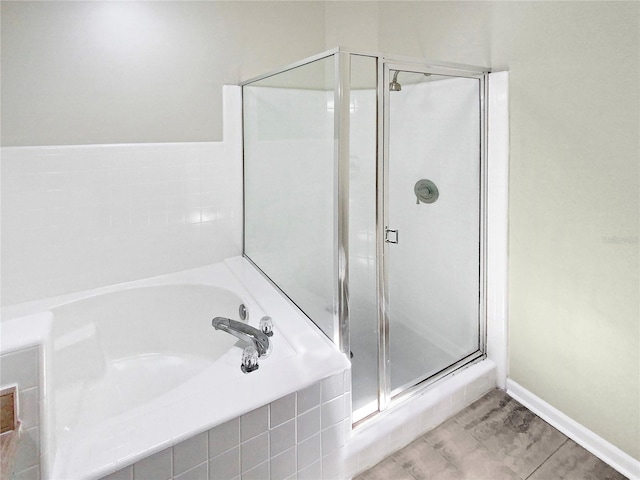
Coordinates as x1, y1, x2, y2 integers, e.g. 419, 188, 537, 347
506, 379, 639, 480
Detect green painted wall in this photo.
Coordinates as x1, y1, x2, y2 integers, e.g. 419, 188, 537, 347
328, 1, 639, 458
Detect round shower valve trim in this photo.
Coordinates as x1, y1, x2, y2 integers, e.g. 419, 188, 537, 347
414, 179, 439, 204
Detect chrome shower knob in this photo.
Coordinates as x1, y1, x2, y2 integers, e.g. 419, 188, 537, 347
241, 345, 259, 374
259, 316, 274, 337
239, 304, 248, 321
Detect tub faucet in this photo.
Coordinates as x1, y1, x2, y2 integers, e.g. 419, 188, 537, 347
211, 317, 271, 357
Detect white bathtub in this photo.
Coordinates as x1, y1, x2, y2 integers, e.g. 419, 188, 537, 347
1, 257, 350, 479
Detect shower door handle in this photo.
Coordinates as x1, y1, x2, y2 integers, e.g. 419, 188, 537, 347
385, 227, 399, 244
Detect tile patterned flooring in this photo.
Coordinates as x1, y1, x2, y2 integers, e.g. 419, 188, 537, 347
356, 389, 627, 480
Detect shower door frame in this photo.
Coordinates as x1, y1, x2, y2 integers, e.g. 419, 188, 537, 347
239, 47, 490, 425
239, 48, 351, 352
361, 58, 490, 423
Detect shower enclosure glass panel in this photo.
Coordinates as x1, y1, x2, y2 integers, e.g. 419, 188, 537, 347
243, 57, 336, 340
348, 55, 379, 418
385, 69, 482, 396
242, 49, 488, 426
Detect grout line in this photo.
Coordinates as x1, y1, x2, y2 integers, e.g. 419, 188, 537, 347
524, 438, 569, 480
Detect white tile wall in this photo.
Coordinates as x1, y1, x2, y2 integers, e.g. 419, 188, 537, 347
269, 393, 295, 428
270, 447, 296, 480
297, 408, 321, 443
243, 86, 335, 342
18, 387, 39, 429
99, 369, 351, 480
208, 446, 240, 480
173, 432, 208, 476
241, 405, 269, 442
241, 432, 269, 473
297, 459, 321, 480
321, 397, 345, 430
1, 87, 242, 307
297, 382, 321, 415
321, 374, 344, 403
0, 346, 41, 479
270, 420, 295, 456
95, 361, 496, 480
174, 461, 207, 480
243, 460, 269, 480
297, 434, 321, 471
208, 418, 239, 459
133, 448, 172, 480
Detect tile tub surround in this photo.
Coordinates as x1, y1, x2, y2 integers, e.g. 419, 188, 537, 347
100, 370, 352, 480
0, 346, 42, 480
1, 86, 242, 307
357, 389, 628, 480
0, 256, 350, 479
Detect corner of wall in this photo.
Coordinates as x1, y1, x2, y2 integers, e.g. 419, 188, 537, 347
486, 71, 509, 390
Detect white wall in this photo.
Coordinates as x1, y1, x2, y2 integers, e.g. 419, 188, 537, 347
1, 89, 242, 306
323, 0, 638, 462
0, 1, 326, 145
1, 0, 637, 463
0, 0, 327, 306
323, 0, 639, 461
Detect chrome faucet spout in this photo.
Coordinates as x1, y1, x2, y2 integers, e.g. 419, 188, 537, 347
212, 317, 271, 357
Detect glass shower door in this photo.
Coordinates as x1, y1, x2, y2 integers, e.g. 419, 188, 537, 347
384, 66, 484, 397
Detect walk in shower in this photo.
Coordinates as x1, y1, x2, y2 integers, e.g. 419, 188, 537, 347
242, 48, 488, 424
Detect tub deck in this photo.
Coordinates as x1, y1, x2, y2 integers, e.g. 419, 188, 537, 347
0, 257, 350, 480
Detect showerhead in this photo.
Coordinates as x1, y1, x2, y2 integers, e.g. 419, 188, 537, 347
390, 71, 433, 91
389, 70, 402, 91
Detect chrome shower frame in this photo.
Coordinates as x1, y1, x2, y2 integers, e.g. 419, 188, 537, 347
240, 47, 490, 426
374, 60, 490, 422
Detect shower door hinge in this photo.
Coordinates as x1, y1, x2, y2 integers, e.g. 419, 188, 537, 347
385, 227, 399, 244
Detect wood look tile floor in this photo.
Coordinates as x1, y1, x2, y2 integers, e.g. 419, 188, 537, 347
356, 389, 627, 480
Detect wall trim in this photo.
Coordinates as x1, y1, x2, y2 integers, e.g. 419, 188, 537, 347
506, 379, 640, 480
486, 71, 509, 389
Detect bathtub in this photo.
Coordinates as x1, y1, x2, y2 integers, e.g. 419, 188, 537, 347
0, 257, 350, 479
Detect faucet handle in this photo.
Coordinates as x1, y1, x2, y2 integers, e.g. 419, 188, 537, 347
259, 316, 274, 337
239, 304, 249, 321
241, 345, 259, 373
